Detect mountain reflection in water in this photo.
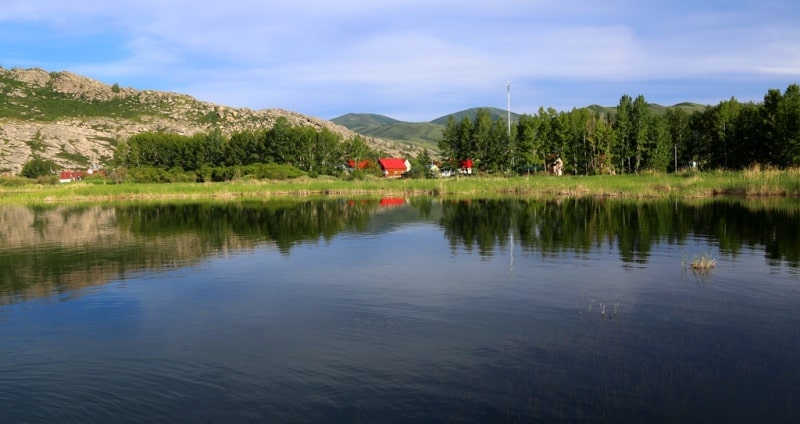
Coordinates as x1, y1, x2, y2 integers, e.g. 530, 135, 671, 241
1, 197, 799, 422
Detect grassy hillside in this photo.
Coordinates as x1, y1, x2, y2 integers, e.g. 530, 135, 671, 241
586, 102, 707, 117
329, 113, 402, 133
332, 113, 443, 150
430, 107, 521, 126
335, 103, 709, 150
0, 66, 417, 174
332, 107, 522, 150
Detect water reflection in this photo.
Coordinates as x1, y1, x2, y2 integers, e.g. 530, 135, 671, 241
0, 200, 376, 304
1, 197, 799, 304
440, 197, 800, 267
1, 197, 800, 422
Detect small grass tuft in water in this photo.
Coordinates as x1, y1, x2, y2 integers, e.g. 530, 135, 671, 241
689, 253, 717, 271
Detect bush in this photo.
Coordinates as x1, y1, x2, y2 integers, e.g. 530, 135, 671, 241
82, 173, 111, 185
238, 163, 305, 180
168, 167, 195, 183
35, 175, 59, 185
0, 176, 31, 187
127, 166, 170, 183
20, 156, 58, 179
212, 167, 235, 182
348, 169, 366, 181
121, 162, 306, 183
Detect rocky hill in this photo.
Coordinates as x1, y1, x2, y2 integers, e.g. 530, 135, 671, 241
0, 66, 417, 175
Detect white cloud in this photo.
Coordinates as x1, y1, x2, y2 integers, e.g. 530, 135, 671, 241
2, 0, 799, 120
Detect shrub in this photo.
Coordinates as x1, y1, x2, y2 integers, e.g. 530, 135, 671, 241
348, 169, 366, 181
0, 176, 31, 187
82, 172, 111, 185
35, 175, 59, 185
127, 166, 170, 183
20, 156, 58, 179
238, 163, 305, 180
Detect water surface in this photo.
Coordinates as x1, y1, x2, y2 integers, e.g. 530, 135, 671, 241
1, 198, 799, 422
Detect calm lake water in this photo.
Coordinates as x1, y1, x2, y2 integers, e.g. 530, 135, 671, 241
1, 197, 799, 423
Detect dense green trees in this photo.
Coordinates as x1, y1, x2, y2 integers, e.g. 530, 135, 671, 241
115, 117, 383, 182
438, 84, 800, 174
437, 109, 512, 173
112, 84, 800, 182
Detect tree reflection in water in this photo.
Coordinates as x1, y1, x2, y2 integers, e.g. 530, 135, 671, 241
1, 197, 798, 303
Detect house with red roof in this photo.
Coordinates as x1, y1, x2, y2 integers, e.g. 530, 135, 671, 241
459, 159, 474, 175
346, 159, 371, 171
58, 167, 105, 183
59, 169, 88, 183
377, 158, 410, 178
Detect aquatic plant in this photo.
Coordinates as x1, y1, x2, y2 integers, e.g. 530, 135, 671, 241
689, 253, 717, 271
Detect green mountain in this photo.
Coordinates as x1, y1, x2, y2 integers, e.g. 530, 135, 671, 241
334, 103, 709, 150
329, 113, 402, 133
430, 107, 521, 125
332, 107, 521, 150
585, 102, 707, 117
331, 113, 443, 149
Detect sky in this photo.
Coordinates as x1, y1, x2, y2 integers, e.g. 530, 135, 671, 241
2, 0, 799, 122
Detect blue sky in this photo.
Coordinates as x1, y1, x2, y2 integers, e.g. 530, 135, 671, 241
2, 0, 799, 122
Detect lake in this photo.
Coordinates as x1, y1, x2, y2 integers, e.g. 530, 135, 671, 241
1, 197, 799, 423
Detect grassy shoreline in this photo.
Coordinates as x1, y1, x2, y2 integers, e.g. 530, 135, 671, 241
2, 168, 799, 203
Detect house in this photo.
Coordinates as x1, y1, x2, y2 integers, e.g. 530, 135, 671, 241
346, 159, 371, 171
58, 167, 105, 183
377, 158, 410, 178
59, 169, 88, 183
459, 159, 473, 175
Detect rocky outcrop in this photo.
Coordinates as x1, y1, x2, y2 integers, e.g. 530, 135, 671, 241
0, 66, 417, 174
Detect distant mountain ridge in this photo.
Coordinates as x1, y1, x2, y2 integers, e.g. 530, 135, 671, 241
333, 104, 708, 149
0, 66, 416, 174
332, 107, 519, 149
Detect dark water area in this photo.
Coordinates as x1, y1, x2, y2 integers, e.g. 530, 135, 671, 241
1, 198, 799, 423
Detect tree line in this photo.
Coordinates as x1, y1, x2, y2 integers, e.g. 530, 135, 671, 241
439, 84, 800, 174
113, 117, 384, 182
19, 84, 798, 182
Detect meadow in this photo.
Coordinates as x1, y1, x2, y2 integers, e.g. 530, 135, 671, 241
2, 166, 799, 204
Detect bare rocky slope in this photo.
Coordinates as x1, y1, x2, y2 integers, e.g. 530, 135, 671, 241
0, 66, 418, 175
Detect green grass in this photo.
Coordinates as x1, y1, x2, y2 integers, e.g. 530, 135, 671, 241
0, 70, 207, 123
0, 82, 151, 121
2, 168, 799, 204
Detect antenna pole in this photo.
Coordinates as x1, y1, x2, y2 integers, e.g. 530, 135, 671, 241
506, 81, 511, 136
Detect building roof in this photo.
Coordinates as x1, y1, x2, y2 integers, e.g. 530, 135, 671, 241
59, 170, 87, 179
378, 158, 408, 171
346, 159, 371, 169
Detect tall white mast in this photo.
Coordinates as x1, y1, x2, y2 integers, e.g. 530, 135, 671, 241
506, 81, 511, 136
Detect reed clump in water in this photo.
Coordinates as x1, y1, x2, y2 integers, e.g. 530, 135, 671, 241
689, 253, 717, 271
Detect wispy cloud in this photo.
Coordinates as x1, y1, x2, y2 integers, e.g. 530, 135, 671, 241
2, 0, 798, 121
